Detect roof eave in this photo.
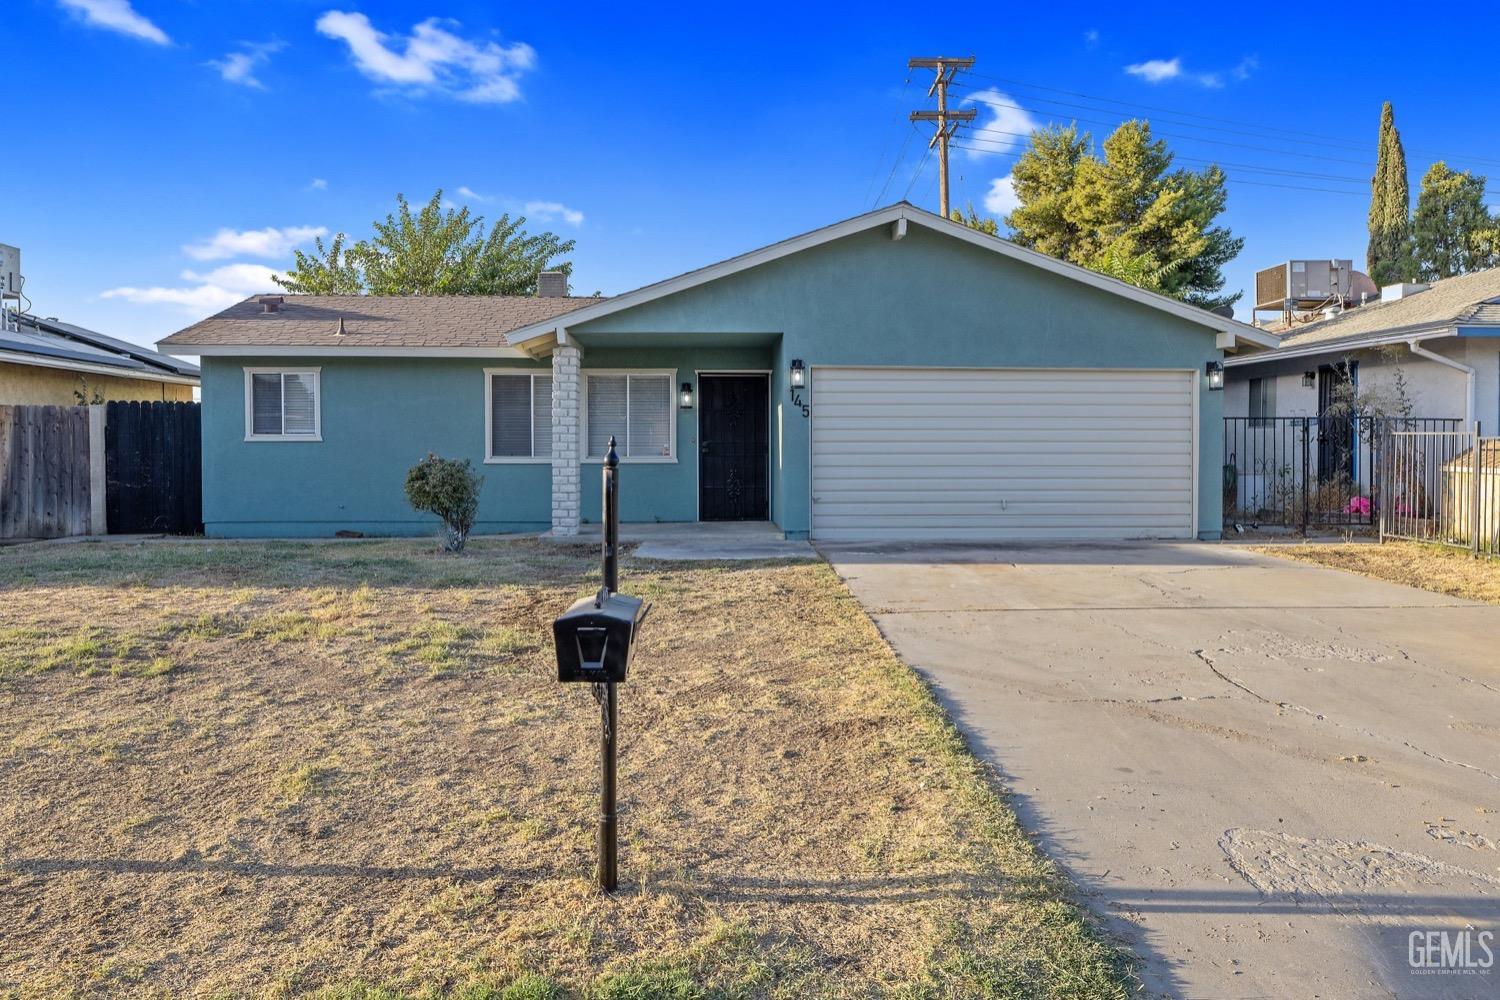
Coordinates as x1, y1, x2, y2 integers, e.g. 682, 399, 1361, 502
1224, 324, 1459, 366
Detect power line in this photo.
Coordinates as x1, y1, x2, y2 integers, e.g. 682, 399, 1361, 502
864, 75, 915, 209
955, 131, 1369, 183
903, 141, 936, 201
950, 141, 1369, 196
952, 69, 1500, 170
957, 100, 1377, 167
872, 124, 919, 208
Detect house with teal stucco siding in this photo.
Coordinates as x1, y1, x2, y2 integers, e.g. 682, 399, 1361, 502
158, 204, 1278, 542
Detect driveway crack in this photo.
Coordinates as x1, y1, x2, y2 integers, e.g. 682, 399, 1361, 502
1193, 650, 1500, 783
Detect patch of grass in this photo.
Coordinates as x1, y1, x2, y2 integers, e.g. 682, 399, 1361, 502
0, 537, 1133, 998
1257, 539, 1500, 604
273, 762, 338, 805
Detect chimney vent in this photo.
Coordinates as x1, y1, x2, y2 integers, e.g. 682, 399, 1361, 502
258, 295, 285, 314
536, 271, 569, 298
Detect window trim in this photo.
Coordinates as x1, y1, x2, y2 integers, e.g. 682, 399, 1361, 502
243, 367, 322, 442
582, 368, 678, 463
484, 368, 553, 464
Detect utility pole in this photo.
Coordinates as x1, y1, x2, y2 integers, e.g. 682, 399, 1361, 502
908, 57, 976, 218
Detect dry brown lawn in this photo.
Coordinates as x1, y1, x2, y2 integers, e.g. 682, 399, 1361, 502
1256, 539, 1500, 604
0, 538, 1130, 1000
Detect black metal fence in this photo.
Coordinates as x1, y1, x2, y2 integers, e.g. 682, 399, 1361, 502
1223, 416, 1462, 531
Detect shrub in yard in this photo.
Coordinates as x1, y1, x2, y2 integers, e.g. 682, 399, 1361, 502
404, 453, 483, 552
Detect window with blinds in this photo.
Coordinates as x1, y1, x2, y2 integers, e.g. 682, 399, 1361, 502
245, 370, 320, 440
585, 373, 674, 459
487, 372, 553, 459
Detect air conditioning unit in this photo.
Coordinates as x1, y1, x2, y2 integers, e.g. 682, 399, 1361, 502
0, 244, 19, 298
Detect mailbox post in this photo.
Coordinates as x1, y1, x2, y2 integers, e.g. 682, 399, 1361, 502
552, 436, 648, 892
598, 437, 620, 891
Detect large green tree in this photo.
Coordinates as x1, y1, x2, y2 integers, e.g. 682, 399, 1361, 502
1411, 161, 1498, 280
276, 190, 575, 296
984, 120, 1242, 309
1367, 102, 1414, 286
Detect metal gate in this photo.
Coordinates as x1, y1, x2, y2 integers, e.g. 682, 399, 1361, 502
1380, 428, 1500, 557
105, 401, 202, 535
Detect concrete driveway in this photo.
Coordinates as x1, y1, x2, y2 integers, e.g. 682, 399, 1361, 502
822, 541, 1500, 1000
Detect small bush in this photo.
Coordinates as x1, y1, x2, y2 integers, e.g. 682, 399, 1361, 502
405, 454, 483, 552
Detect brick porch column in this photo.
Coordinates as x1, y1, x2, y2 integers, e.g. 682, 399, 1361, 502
550, 343, 582, 535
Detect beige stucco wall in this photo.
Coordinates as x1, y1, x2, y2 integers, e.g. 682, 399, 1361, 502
0, 361, 196, 406
1225, 338, 1498, 424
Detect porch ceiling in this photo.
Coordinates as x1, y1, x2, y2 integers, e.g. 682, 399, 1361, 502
566, 330, 780, 352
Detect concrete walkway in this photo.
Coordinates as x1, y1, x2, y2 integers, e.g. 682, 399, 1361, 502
822, 541, 1500, 1000
546, 521, 815, 561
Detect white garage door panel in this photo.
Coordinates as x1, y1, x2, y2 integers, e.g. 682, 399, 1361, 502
812, 367, 1195, 541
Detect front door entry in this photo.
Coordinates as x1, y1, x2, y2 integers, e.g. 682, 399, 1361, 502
699, 375, 769, 521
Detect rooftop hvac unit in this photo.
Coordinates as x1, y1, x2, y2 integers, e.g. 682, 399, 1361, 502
1254, 259, 1357, 311
0, 244, 18, 298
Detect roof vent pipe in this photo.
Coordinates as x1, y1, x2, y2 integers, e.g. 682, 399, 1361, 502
258, 295, 284, 314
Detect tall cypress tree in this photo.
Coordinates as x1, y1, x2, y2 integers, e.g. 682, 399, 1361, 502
1367, 102, 1413, 285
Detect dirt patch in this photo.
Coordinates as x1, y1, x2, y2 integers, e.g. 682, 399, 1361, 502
1255, 540, 1500, 605
0, 538, 1130, 999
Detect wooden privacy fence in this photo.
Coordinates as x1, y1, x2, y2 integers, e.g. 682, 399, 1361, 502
0, 402, 202, 540
0, 405, 98, 539
1380, 427, 1500, 558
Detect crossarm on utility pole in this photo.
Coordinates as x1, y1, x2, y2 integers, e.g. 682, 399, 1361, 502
907, 56, 977, 218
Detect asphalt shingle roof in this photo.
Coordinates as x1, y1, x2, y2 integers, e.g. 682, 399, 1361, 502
158, 294, 604, 349
1274, 268, 1500, 350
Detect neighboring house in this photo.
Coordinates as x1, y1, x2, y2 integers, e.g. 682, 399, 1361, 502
1, 312, 199, 405
1225, 269, 1500, 429
157, 203, 1276, 542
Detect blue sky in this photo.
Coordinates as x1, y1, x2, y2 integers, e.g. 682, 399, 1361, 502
12, 0, 1500, 350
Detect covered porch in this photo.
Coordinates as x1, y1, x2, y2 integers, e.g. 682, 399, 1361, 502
527, 329, 789, 537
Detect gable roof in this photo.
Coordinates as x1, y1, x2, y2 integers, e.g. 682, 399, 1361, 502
2, 313, 199, 382
1238, 268, 1500, 361
503, 203, 1280, 352
157, 293, 604, 352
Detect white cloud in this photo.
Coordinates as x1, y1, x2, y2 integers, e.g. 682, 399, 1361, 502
523, 200, 584, 227
983, 175, 1020, 217
102, 264, 282, 313
960, 89, 1039, 159
209, 40, 284, 89
182, 225, 327, 262
456, 185, 493, 202
1083, 29, 1100, 47
57, 0, 168, 44
1126, 54, 1252, 88
1125, 57, 1182, 83
308, 178, 329, 191
315, 11, 536, 104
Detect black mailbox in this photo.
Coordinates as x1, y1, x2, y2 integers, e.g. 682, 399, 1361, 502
554, 588, 649, 683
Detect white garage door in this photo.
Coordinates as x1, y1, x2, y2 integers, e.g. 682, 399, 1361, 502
811, 367, 1196, 541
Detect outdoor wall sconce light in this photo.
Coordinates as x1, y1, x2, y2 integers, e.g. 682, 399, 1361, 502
679, 382, 694, 409
789, 358, 805, 389
1302, 371, 1317, 388
1205, 361, 1225, 391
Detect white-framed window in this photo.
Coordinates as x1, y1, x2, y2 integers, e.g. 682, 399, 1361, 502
244, 368, 321, 441
485, 370, 553, 462
583, 370, 676, 462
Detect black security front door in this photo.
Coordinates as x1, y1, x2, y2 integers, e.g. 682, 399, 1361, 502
699, 375, 769, 521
